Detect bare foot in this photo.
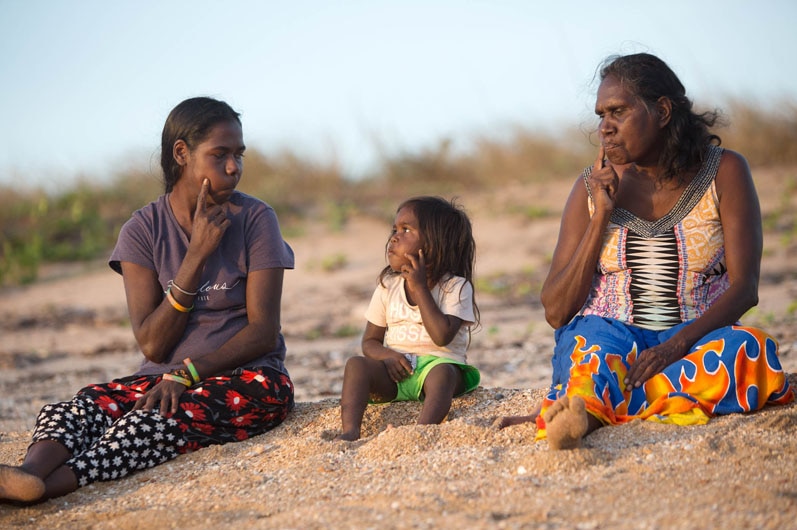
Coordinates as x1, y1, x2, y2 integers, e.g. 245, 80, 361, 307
542, 396, 589, 450
333, 431, 360, 442
0, 465, 46, 502
321, 430, 345, 441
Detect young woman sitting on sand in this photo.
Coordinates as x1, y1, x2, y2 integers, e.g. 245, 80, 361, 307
0, 97, 295, 503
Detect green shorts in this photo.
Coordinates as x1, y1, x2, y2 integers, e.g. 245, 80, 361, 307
392, 355, 480, 402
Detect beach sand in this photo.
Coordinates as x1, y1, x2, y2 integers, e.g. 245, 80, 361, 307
1, 169, 796, 529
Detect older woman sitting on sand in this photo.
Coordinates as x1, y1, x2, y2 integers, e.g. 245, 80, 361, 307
500, 52, 793, 449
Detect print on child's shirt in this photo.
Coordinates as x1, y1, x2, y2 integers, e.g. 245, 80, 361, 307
385, 300, 431, 344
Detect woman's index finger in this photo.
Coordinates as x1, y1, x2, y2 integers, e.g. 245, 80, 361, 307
196, 178, 209, 213
593, 145, 605, 171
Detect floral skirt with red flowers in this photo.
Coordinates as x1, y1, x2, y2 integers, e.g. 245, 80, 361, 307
31, 366, 294, 487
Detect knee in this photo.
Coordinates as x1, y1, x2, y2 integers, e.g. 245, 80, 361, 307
436, 363, 460, 380
344, 355, 369, 374
423, 364, 461, 391
343, 356, 385, 384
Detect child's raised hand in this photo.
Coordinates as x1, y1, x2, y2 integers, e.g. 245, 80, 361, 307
401, 249, 427, 290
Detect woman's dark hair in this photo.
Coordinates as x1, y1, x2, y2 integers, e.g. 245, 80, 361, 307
599, 53, 722, 183
378, 196, 480, 326
160, 97, 241, 192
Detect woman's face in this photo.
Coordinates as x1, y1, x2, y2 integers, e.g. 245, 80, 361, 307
179, 120, 245, 206
595, 75, 664, 167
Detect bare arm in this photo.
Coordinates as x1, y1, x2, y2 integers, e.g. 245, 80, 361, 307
123, 178, 231, 362
362, 321, 414, 382
541, 147, 618, 328
134, 267, 286, 414
625, 150, 763, 387
191, 267, 286, 377
402, 249, 464, 346
121, 261, 189, 363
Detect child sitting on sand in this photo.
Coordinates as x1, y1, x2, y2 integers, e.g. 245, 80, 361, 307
335, 196, 481, 441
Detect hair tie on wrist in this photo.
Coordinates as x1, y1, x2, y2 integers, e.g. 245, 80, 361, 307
162, 372, 192, 387
183, 358, 201, 384
170, 281, 198, 297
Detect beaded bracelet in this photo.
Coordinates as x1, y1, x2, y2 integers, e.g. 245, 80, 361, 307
165, 287, 194, 313
170, 281, 198, 297
162, 372, 192, 387
183, 358, 201, 384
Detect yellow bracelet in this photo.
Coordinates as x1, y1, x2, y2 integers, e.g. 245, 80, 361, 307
165, 287, 194, 313
183, 358, 201, 384
162, 372, 192, 387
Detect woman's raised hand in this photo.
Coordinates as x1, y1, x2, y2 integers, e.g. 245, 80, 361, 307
189, 178, 230, 258
588, 146, 619, 215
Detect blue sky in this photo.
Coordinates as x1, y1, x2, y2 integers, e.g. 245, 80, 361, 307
1, 0, 796, 188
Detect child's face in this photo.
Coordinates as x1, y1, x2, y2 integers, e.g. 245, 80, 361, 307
387, 206, 423, 272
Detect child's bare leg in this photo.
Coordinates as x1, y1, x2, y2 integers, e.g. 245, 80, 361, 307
418, 364, 465, 425
336, 356, 396, 441
542, 395, 601, 450
1, 440, 76, 502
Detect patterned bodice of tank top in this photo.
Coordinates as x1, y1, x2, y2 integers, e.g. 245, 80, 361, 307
580, 145, 728, 330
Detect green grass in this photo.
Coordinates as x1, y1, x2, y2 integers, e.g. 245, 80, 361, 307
475, 268, 540, 302
320, 254, 349, 273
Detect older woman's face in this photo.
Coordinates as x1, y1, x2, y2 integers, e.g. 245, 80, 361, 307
595, 75, 663, 167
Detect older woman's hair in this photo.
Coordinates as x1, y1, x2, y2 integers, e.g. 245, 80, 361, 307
600, 53, 721, 183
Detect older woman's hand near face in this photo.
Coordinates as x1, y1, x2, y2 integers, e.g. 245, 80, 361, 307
587, 146, 619, 215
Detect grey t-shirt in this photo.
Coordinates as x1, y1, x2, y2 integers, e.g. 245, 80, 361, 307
109, 191, 295, 377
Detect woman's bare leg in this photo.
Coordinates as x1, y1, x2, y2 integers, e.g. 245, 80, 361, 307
0, 440, 77, 502
0, 465, 44, 503
494, 403, 542, 430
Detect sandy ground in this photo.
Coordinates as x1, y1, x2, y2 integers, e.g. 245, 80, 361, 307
1, 169, 796, 529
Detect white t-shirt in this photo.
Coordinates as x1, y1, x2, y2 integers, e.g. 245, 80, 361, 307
364, 274, 475, 364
